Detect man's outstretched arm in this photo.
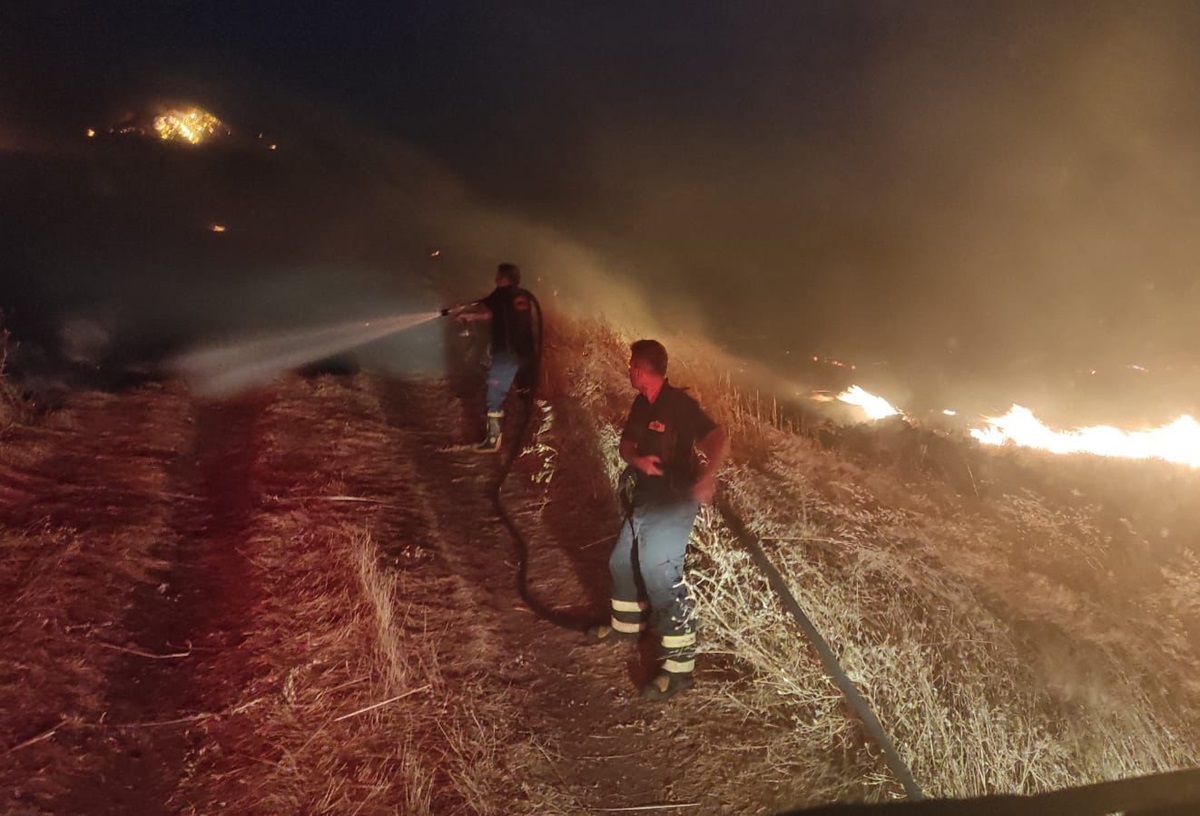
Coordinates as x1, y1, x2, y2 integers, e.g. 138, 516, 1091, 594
452, 301, 492, 323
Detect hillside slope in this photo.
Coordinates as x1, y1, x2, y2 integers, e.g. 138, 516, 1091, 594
3, 313, 1200, 814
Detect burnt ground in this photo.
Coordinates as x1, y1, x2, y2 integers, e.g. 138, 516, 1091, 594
1, 364, 803, 814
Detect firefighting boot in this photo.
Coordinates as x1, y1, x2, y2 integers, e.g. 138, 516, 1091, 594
641, 669, 695, 700
474, 412, 503, 453
584, 623, 640, 645
642, 630, 696, 700
585, 598, 648, 645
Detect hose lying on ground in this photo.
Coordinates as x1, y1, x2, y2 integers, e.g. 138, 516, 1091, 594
487, 293, 592, 631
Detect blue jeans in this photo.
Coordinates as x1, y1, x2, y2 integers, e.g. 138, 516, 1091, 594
608, 497, 699, 670
486, 350, 522, 414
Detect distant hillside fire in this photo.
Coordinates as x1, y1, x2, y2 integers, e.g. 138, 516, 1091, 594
152, 107, 227, 145
88, 105, 231, 145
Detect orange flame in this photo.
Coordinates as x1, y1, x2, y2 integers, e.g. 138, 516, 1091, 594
836, 385, 902, 420
824, 383, 1200, 468
969, 405, 1200, 467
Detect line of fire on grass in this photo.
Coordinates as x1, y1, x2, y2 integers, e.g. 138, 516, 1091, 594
822, 385, 1200, 468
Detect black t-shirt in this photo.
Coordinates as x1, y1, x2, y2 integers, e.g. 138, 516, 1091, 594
621, 382, 718, 504
482, 285, 535, 360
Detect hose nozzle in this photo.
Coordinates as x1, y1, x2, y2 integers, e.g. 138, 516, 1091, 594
439, 307, 452, 317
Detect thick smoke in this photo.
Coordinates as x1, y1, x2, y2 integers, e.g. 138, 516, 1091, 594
429, 1, 1200, 424
7, 3, 1200, 423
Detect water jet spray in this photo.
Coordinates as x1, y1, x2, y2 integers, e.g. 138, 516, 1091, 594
173, 310, 443, 397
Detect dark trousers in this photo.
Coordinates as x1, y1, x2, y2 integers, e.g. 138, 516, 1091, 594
607, 497, 699, 673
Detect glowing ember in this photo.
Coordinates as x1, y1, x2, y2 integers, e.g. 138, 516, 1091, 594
837, 385, 902, 420
86, 128, 96, 138
152, 107, 226, 145
970, 405, 1200, 467
208, 224, 227, 233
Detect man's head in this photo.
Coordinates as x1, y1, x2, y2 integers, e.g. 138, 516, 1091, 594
629, 339, 668, 394
496, 263, 521, 287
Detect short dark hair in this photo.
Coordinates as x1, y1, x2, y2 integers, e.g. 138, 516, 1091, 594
496, 263, 521, 286
630, 339, 668, 376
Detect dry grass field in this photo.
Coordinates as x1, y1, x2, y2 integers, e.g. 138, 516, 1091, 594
3, 311, 1200, 814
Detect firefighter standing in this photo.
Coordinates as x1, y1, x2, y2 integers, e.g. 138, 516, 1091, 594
590, 339, 729, 700
450, 263, 537, 453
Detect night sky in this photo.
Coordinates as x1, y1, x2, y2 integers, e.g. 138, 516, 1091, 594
6, 2, 1200, 418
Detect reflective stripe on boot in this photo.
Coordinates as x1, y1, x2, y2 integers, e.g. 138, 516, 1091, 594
643, 630, 696, 699
611, 598, 649, 633
660, 630, 696, 673
586, 598, 646, 644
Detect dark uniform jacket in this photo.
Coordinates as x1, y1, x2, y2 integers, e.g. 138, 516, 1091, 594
481, 285, 535, 362
621, 381, 717, 506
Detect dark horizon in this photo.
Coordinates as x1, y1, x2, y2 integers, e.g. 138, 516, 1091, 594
6, 2, 1200, 424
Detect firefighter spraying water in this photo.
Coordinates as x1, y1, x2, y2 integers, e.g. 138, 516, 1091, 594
442, 263, 540, 453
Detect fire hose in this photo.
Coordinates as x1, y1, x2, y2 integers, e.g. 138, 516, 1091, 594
459, 298, 922, 799
476, 292, 593, 629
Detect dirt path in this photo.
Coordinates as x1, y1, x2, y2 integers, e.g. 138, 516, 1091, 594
371, 377, 740, 812
4, 372, 787, 814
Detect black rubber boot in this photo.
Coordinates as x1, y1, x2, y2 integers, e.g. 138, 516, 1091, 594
641, 670, 695, 701
584, 624, 641, 645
